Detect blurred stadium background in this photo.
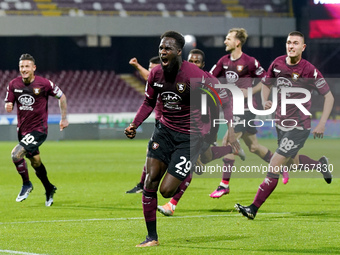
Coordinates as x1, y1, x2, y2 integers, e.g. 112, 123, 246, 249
0, 0, 339, 141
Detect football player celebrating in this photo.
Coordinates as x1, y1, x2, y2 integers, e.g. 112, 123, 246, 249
5, 53, 68, 206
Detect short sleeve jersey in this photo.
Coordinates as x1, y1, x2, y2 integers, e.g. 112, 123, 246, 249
210, 53, 266, 110
5, 75, 63, 135
133, 61, 219, 135
262, 55, 330, 129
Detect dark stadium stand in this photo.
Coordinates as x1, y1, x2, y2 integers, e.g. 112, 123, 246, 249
0, 0, 292, 17
0, 70, 144, 114
2, 69, 339, 117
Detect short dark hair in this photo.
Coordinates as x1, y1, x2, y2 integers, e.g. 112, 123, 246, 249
188, 49, 205, 62
160, 31, 185, 49
288, 31, 305, 42
19, 53, 35, 64
149, 56, 161, 64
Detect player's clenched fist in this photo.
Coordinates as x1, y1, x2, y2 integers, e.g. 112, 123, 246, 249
124, 123, 137, 139
5, 102, 13, 113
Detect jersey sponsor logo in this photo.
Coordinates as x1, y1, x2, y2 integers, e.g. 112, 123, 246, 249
152, 142, 159, 150
176, 83, 186, 93
19, 106, 34, 111
237, 65, 244, 72
225, 71, 239, 83
14, 89, 23, 93
315, 78, 326, 89
33, 88, 41, 95
277, 77, 292, 89
18, 94, 35, 106
18, 94, 35, 111
273, 68, 281, 73
292, 73, 300, 81
154, 82, 163, 88
161, 92, 182, 110
223, 65, 229, 70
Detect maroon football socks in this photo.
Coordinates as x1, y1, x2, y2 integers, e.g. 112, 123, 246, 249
252, 172, 279, 208
142, 188, 158, 240
14, 158, 29, 184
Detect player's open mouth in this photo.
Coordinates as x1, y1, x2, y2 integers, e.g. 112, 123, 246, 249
161, 58, 169, 66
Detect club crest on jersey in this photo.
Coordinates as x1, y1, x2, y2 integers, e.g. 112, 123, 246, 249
33, 88, 41, 95
152, 142, 159, 150
237, 65, 244, 72
176, 83, 186, 93
292, 73, 300, 81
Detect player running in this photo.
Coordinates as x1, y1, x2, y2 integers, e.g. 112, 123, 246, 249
235, 31, 334, 220
124, 31, 240, 247
4, 53, 68, 206
209, 28, 281, 199
157, 48, 246, 216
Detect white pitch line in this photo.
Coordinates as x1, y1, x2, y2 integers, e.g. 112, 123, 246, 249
0, 249, 47, 255
0, 212, 291, 225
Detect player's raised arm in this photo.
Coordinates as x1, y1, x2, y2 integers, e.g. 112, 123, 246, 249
129, 57, 150, 81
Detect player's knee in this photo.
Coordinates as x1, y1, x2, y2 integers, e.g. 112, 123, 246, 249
11, 149, 23, 162
160, 187, 175, 198
144, 175, 161, 192
248, 144, 259, 153
200, 154, 210, 164
30, 161, 41, 169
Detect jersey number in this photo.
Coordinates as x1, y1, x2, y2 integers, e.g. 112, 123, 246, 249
175, 156, 192, 177
21, 134, 36, 146
279, 137, 295, 151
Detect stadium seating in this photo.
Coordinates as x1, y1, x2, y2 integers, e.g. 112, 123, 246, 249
0, 70, 144, 114
0, 0, 292, 17
1, 69, 339, 118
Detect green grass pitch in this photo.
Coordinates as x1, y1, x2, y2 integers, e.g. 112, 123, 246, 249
0, 139, 339, 255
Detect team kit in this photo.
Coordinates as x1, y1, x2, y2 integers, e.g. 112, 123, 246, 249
5, 29, 334, 247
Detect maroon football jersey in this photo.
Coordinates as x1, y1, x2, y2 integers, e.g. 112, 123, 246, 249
210, 53, 266, 110
154, 97, 163, 121
5, 75, 63, 135
262, 55, 330, 129
133, 61, 228, 135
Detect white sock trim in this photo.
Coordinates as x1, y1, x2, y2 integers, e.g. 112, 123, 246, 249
168, 202, 176, 210
219, 182, 229, 188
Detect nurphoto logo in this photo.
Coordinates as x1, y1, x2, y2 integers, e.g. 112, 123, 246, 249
200, 83, 312, 128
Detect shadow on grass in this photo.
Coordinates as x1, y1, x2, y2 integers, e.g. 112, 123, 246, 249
166, 246, 340, 254
51, 205, 142, 212
252, 247, 340, 254
169, 234, 249, 244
